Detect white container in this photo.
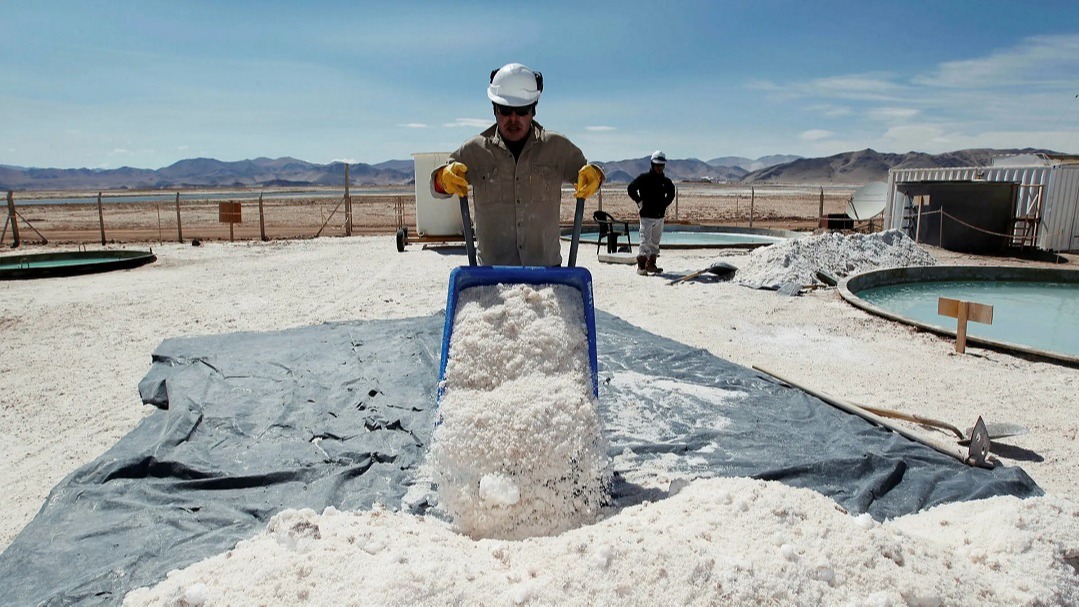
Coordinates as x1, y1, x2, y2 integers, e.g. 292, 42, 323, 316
412, 152, 463, 236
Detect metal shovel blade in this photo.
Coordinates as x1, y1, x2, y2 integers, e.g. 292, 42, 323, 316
958, 421, 1029, 445
965, 417, 992, 467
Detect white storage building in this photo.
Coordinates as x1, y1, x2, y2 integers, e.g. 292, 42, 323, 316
884, 154, 1079, 253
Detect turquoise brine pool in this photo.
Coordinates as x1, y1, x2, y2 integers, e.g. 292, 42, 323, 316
856, 279, 1079, 358
0, 250, 157, 279
571, 226, 795, 249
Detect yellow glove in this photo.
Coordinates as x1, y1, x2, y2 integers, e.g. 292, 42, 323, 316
436, 162, 469, 197
574, 163, 604, 199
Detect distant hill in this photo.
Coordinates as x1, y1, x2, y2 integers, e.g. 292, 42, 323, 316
0, 148, 1064, 191
0, 157, 415, 191
706, 154, 802, 172
599, 157, 748, 184
741, 148, 1060, 185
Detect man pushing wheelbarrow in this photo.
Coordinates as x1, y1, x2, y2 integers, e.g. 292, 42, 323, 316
429, 62, 604, 267
425, 64, 610, 539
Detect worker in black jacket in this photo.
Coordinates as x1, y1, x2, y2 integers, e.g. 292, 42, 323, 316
627, 150, 676, 275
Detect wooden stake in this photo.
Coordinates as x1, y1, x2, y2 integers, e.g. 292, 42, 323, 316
258, 193, 267, 241
97, 192, 106, 245
818, 186, 824, 226
175, 192, 183, 243
6, 191, 19, 247
749, 187, 755, 228
344, 164, 352, 237
938, 297, 994, 353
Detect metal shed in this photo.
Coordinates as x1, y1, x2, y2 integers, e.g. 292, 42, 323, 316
884, 155, 1079, 253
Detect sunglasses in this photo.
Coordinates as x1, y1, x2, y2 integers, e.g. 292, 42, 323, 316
494, 103, 534, 117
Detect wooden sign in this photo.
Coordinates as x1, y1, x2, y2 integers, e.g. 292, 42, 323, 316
218, 202, 242, 224
938, 297, 994, 353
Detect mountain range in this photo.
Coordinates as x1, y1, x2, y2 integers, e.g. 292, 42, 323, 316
0, 148, 1059, 191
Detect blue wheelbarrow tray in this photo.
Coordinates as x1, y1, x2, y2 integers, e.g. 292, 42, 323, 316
437, 265, 600, 403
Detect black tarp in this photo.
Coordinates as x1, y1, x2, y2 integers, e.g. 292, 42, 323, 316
0, 311, 1041, 606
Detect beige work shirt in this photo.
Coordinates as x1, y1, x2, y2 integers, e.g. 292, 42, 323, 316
433, 121, 588, 266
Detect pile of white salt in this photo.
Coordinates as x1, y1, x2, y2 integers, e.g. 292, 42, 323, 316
123, 479, 1079, 606
427, 282, 611, 540
734, 229, 936, 289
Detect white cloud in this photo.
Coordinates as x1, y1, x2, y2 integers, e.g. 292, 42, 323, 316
586, 126, 616, 131
807, 104, 851, 118
800, 129, 834, 141
790, 73, 906, 102
881, 125, 953, 149
444, 118, 491, 128
399, 123, 428, 128
868, 107, 920, 121
913, 34, 1079, 90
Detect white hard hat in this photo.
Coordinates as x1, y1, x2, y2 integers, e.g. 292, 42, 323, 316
487, 63, 543, 107
650, 150, 667, 164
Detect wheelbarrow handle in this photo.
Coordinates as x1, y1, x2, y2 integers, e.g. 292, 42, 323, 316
568, 197, 585, 267
458, 195, 477, 266
459, 194, 582, 268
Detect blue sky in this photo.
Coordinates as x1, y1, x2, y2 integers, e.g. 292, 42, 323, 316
3, 0, 1078, 169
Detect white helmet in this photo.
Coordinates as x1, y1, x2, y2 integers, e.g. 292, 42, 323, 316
487, 63, 543, 107
651, 150, 667, 165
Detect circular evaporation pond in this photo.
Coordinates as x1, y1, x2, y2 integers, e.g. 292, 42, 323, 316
567, 225, 799, 249
840, 266, 1079, 364
0, 250, 157, 280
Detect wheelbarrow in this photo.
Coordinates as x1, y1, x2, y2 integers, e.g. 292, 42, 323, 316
436, 194, 599, 404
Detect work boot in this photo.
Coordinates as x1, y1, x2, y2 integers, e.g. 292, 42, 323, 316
646, 255, 662, 274
636, 255, 648, 275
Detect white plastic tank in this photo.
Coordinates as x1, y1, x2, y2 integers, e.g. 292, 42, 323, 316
412, 152, 463, 236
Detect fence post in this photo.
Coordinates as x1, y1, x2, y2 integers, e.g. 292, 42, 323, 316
175, 192, 183, 243
258, 193, 267, 241
6, 191, 19, 247
97, 192, 107, 245
818, 187, 824, 226
345, 164, 352, 237
749, 187, 755, 228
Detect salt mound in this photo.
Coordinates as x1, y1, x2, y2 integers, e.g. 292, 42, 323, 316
734, 229, 936, 290
123, 477, 1079, 607
429, 283, 611, 540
